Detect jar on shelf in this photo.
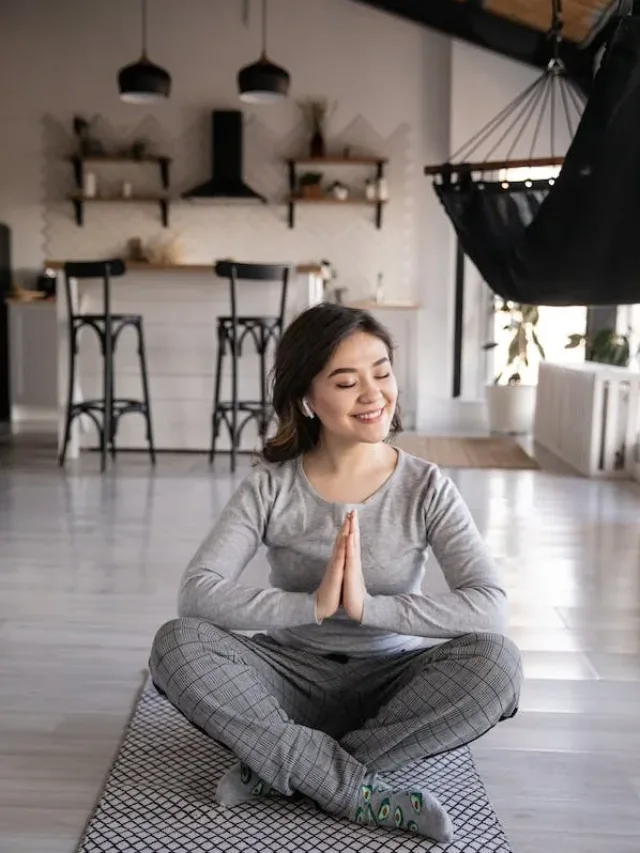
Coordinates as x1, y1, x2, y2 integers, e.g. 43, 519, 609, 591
376, 177, 388, 201
365, 179, 377, 201
329, 181, 349, 201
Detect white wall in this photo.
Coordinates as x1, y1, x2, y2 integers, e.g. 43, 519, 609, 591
0, 0, 451, 433
0, 0, 578, 435
0, 0, 438, 300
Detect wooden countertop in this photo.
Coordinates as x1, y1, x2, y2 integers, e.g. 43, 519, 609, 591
346, 300, 421, 311
43, 260, 324, 274
5, 296, 56, 306
4, 261, 325, 305
10, 264, 420, 311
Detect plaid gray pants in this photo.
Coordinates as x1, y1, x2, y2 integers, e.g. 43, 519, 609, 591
150, 619, 522, 817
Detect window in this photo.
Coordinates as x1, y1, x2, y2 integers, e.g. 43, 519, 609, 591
486, 164, 588, 386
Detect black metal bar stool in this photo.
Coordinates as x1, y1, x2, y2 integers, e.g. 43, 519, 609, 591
59, 259, 155, 471
210, 261, 290, 471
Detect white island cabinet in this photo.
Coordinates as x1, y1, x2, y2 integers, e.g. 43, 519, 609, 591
46, 261, 418, 456
49, 262, 326, 457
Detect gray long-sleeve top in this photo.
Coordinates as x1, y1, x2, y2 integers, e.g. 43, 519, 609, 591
179, 449, 508, 656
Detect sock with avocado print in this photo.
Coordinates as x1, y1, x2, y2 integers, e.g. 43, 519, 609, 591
215, 762, 272, 807
351, 773, 454, 844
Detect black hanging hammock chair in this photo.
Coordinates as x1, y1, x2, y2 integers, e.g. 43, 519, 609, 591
427, 5, 640, 307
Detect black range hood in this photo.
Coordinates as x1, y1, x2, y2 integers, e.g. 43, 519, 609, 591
183, 110, 266, 203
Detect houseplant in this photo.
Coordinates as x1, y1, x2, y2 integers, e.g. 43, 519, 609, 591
565, 327, 632, 366
298, 171, 324, 199
483, 301, 546, 434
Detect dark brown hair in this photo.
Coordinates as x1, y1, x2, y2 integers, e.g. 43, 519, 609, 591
262, 303, 402, 463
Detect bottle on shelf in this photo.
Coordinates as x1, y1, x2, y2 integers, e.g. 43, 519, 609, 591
365, 179, 377, 201
83, 171, 97, 198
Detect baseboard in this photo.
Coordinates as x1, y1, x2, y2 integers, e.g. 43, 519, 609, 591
11, 405, 58, 428
415, 398, 488, 434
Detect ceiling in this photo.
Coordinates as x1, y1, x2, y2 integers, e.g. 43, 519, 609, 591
481, 0, 616, 43
350, 0, 623, 91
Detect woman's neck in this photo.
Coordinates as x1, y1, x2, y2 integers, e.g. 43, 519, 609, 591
305, 439, 395, 477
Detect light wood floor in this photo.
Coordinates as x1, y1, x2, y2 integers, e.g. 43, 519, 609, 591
1, 435, 639, 853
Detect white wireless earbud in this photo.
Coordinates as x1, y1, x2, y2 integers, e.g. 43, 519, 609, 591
301, 398, 315, 419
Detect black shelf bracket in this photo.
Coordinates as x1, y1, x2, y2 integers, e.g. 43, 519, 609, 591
71, 156, 84, 190
375, 159, 385, 229
287, 160, 296, 228
158, 157, 171, 190
160, 199, 169, 228
72, 197, 84, 227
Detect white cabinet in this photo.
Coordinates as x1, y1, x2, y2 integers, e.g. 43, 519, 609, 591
9, 302, 58, 423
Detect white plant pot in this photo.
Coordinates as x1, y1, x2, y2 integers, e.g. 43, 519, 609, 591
486, 383, 537, 435
633, 450, 640, 484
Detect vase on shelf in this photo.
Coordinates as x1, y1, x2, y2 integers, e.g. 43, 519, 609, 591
310, 129, 326, 158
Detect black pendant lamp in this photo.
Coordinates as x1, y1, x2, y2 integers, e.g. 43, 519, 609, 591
118, 0, 171, 104
238, 0, 290, 103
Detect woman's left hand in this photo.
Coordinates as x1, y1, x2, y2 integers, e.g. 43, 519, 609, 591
342, 510, 366, 623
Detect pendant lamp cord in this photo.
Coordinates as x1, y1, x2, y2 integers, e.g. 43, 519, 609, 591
261, 0, 268, 58
141, 0, 148, 58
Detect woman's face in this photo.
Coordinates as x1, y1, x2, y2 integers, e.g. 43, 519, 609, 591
306, 331, 398, 445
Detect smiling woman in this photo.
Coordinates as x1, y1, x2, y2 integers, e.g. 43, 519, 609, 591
262, 304, 402, 464
149, 302, 523, 844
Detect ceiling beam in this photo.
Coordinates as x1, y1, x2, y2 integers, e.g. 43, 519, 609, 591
349, 0, 596, 93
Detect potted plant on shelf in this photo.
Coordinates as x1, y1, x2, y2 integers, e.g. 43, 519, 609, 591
298, 172, 324, 199
483, 301, 546, 434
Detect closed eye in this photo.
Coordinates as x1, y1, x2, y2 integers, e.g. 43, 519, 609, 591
337, 373, 391, 389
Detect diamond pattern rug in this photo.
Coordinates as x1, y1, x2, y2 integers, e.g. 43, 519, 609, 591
76, 679, 513, 853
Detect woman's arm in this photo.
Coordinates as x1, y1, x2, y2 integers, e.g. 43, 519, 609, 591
361, 468, 508, 638
178, 466, 318, 630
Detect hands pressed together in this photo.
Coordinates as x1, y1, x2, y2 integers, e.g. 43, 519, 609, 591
315, 510, 367, 623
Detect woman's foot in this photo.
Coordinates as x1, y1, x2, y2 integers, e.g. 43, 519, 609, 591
216, 764, 453, 844
350, 774, 454, 843
215, 762, 272, 806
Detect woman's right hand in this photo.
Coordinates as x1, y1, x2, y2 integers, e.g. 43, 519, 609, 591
315, 515, 349, 622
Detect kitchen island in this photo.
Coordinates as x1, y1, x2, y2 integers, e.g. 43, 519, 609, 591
41, 261, 417, 457
47, 261, 326, 457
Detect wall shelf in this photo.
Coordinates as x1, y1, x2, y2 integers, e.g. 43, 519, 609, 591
67, 194, 171, 227
288, 156, 388, 166
286, 156, 387, 229
66, 154, 172, 227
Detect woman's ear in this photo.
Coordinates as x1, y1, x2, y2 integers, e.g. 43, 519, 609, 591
301, 398, 315, 419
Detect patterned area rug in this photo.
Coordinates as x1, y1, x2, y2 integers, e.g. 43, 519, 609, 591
394, 435, 539, 470
76, 679, 513, 853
